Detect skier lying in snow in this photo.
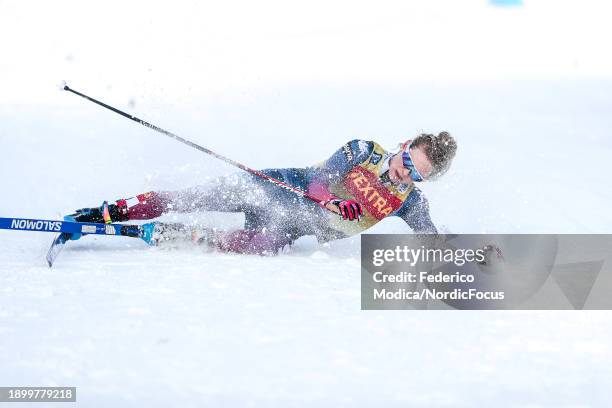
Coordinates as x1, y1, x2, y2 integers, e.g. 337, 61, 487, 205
67, 132, 457, 254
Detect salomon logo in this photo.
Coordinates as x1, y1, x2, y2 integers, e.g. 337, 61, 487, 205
10, 219, 62, 232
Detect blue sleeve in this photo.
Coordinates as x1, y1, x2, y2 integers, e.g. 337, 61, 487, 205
257, 140, 373, 193
394, 188, 438, 234
311, 139, 373, 184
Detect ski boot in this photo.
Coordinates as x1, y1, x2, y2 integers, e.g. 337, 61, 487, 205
65, 200, 130, 240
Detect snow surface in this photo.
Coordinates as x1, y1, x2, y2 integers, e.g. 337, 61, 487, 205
2, 0, 612, 406
1, 81, 611, 407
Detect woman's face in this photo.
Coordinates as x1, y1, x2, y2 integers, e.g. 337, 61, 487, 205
388, 142, 433, 185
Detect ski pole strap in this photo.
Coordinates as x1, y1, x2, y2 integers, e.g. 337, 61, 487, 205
101, 201, 112, 224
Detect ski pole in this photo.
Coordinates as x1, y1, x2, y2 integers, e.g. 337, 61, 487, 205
61, 83, 340, 215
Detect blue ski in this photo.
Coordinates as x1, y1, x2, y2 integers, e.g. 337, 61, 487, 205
46, 232, 72, 267
0, 217, 143, 237
0, 217, 157, 267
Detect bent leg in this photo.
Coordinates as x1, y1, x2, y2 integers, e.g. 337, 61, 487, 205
78, 173, 270, 223
149, 222, 294, 255
213, 229, 294, 255
127, 173, 275, 219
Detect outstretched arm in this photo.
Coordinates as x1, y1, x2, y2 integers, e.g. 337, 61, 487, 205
394, 189, 438, 234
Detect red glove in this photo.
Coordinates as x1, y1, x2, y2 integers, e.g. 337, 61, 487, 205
308, 180, 362, 221
326, 198, 363, 221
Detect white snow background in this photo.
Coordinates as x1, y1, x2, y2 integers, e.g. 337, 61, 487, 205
1, 1, 612, 406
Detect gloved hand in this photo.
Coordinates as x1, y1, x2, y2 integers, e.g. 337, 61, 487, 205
325, 198, 363, 221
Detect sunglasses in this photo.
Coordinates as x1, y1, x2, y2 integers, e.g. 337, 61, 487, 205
401, 146, 425, 182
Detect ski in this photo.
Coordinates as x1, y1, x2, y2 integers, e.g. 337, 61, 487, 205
46, 232, 72, 267
0, 217, 218, 266
0, 217, 154, 267
0, 217, 144, 237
